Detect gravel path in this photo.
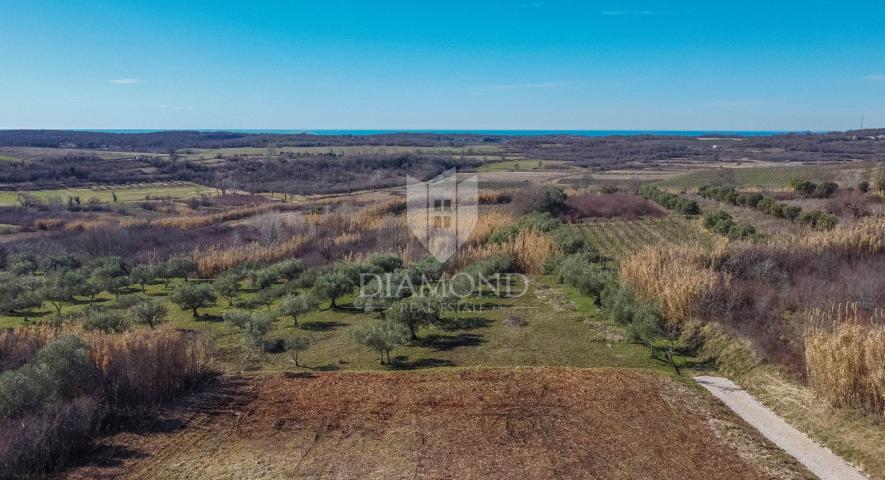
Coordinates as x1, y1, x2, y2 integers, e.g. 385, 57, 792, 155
695, 376, 867, 480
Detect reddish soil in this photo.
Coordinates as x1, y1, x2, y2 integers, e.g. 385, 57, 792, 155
60, 368, 811, 480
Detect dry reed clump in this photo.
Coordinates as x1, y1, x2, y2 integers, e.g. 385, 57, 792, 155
467, 207, 517, 246
803, 305, 885, 414
786, 217, 884, 255
0, 328, 56, 372
86, 326, 214, 412
358, 198, 406, 225
153, 203, 300, 229
449, 228, 560, 274
33, 218, 64, 230
619, 245, 726, 327
194, 234, 306, 277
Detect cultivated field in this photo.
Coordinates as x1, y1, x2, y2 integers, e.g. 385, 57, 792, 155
654, 163, 873, 190
60, 368, 811, 480
580, 217, 714, 260
0, 182, 217, 206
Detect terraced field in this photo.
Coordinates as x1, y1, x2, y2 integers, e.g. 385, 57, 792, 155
0, 182, 217, 205
654, 163, 873, 190
580, 216, 714, 260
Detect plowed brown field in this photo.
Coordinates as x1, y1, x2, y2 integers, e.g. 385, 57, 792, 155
60, 368, 811, 480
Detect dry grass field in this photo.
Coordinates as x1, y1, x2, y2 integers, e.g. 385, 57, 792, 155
59, 368, 811, 480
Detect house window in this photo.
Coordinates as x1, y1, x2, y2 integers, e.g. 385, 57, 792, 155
433, 199, 453, 211
432, 215, 452, 229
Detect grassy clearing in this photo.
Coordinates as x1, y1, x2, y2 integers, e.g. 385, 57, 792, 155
180, 144, 503, 160
1, 275, 667, 374
580, 216, 714, 260
654, 163, 870, 190
0, 182, 217, 205
477, 159, 569, 172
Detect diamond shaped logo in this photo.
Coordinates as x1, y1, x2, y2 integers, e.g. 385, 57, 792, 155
406, 169, 478, 262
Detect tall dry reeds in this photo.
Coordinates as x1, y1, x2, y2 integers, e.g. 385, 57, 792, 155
448, 228, 560, 274
86, 326, 214, 413
804, 310, 885, 414
619, 245, 726, 327
0, 325, 213, 475
195, 234, 307, 277
153, 203, 301, 229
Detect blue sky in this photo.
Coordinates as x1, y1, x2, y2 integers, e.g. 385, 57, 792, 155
2, 0, 885, 131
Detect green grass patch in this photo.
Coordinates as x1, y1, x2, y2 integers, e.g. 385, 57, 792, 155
0, 182, 217, 206
654, 163, 865, 190
478, 159, 569, 172
0, 275, 668, 374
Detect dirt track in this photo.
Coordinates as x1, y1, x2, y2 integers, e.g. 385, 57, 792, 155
61, 368, 813, 480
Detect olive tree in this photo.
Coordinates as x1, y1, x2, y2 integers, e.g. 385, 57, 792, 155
129, 298, 168, 329
0, 272, 42, 315
350, 320, 410, 365
387, 296, 442, 340
170, 282, 216, 317
278, 293, 319, 326
213, 271, 241, 306
165, 256, 198, 282
311, 271, 354, 309
129, 264, 155, 293
40, 270, 86, 315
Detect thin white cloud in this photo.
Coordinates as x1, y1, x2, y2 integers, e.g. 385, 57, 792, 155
862, 74, 885, 82
512, 2, 544, 7
708, 100, 764, 108
110, 78, 141, 85
474, 81, 572, 91
160, 104, 194, 111
600, 10, 660, 16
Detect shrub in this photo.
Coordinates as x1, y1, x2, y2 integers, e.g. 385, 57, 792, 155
639, 186, 700, 215
83, 306, 129, 333
557, 253, 610, 300
793, 180, 817, 197
366, 253, 402, 273
405, 256, 444, 283
797, 210, 838, 230
530, 186, 567, 214
0, 336, 97, 419
7, 251, 37, 276
815, 181, 838, 198
40, 254, 81, 273
267, 258, 303, 281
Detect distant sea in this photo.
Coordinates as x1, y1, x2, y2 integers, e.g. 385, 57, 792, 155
79, 129, 789, 137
